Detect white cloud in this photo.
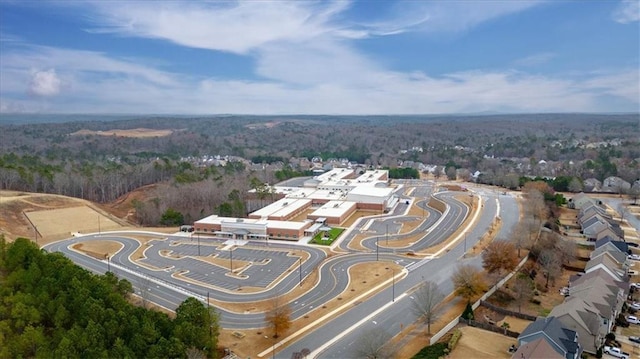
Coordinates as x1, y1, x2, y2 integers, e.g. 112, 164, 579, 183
613, 0, 640, 24
358, 1, 542, 36
513, 53, 556, 67
29, 69, 62, 96
87, 1, 350, 54
0, 1, 637, 114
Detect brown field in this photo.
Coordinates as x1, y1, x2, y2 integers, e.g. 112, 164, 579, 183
448, 326, 517, 359
71, 128, 174, 138
26, 206, 122, 237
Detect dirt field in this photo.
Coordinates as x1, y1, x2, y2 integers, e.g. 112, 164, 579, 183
70, 128, 174, 138
26, 206, 121, 237
448, 326, 517, 359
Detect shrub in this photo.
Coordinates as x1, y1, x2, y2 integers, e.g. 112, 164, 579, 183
530, 298, 541, 305
461, 302, 474, 321
448, 329, 462, 351
411, 342, 448, 359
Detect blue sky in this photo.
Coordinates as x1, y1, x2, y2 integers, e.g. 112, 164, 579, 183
0, 0, 638, 115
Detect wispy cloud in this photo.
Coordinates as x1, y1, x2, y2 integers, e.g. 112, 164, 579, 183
0, 1, 637, 114
612, 0, 640, 24
513, 53, 556, 67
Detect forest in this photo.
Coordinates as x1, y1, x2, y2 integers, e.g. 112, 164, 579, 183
0, 237, 219, 358
0, 113, 638, 226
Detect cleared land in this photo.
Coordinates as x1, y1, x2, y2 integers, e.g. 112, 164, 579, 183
71, 128, 174, 137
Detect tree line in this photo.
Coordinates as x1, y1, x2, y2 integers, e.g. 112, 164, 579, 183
0, 237, 220, 358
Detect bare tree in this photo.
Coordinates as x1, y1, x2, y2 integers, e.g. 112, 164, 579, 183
137, 276, 153, 309
411, 281, 444, 334
511, 274, 535, 313
452, 264, 487, 302
265, 293, 291, 339
537, 249, 562, 289
568, 177, 584, 193
352, 327, 395, 359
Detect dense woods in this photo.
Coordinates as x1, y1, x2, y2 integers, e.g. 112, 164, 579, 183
0, 114, 638, 226
0, 237, 219, 358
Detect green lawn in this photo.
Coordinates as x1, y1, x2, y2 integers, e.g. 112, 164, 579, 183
310, 228, 345, 245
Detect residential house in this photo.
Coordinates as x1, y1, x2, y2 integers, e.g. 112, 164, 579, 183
568, 193, 597, 210
584, 252, 627, 282
516, 316, 582, 359
549, 299, 609, 354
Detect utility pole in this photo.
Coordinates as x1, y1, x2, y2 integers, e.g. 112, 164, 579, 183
98, 215, 101, 234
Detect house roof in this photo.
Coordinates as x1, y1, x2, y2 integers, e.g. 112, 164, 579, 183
570, 268, 628, 291
595, 238, 628, 253
550, 299, 604, 336
590, 245, 627, 264
519, 316, 580, 358
566, 278, 621, 320
512, 337, 564, 359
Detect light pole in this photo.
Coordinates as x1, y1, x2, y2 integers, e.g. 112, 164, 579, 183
98, 215, 101, 234
197, 233, 201, 256
299, 257, 302, 287
386, 223, 389, 245
464, 232, 467, 254
376, 236, 379, 261
229, 247, 233, 273
106, 254, 110, 272
392, 268, 395, 302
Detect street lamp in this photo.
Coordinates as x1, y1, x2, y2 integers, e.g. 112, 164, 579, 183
299, 257, 302, 287
464, 232, 467, 254
376, 236, 379, 261
229, 247, 234, 273
106, 253, 110, 272
391, 268, 395, 302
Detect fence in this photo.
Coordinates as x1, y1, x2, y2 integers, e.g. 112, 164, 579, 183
467, 319, 520, 338
430, 254, 530, 345
480, 301, 537, 321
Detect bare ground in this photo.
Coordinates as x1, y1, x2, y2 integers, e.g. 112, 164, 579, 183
448, 326, 517, 359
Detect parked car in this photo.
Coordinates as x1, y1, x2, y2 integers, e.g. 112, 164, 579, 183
559, 287, 570, 296
628, 270, 639, 276
626, 315, 640, 324
631, 283, 640, 289
629, 336, 640, 344
628, 302, 640, 311
604, 346, 630, 359
628, 254, 640, 261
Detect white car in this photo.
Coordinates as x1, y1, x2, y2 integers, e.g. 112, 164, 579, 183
628, 254, 640, 261
627, 315, 640, 324
631, 283, 640, 289
628, 302, 640, 310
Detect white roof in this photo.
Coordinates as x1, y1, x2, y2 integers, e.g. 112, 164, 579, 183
347, 186, 394, 198
354, 170, 387, 183
310, 201, 357, 218
250, 198, 311, 218
315, 168, 354, 182
266, 220, 310, 230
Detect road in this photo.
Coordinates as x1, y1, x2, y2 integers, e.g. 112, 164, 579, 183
42, 183, 521, 356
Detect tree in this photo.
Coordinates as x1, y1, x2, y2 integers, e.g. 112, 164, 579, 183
352, 327, 395, 359
482, 240, 518, 277
159, 208, 184, 226
446, 166, 457, 180
537, 249, 562, 289
265, 294, 291, 339
174, 297, 219, 357
511, 274, 535, 313
452, 264, 487, 302
411, 281, 444, 334
568, 177, 584, 193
